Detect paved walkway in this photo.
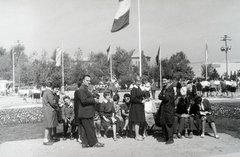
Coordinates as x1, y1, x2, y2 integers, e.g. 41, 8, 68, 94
1, 133, 240, 157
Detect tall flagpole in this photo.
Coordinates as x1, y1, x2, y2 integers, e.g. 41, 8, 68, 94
205, 39, 207, 80
62, 42, 64, 87
159, 40, 162, 90
110, 40, 113, 81
138, 0, 142, 77
12, 45, 15, 94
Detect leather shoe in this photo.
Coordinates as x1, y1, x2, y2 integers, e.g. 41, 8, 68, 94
43, 141, 54, 146
92, 142, 104, 147
82, 144, 90, 148
165, 140, 174, 144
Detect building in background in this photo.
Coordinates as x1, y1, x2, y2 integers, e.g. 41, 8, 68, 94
191, 61, 240, 78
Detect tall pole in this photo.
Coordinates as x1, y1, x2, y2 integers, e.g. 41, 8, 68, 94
138, 0, 142, 77
12, 45, 15, 94
205, 39, 208, 80
220, 35, 231, 79
159, 40, 162, 90
62, 42, 64, 87
110, 40, 113, 81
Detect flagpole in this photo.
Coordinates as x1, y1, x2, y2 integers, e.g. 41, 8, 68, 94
62, 42, 64, 87
12, 45, 15, 94
205, 39, 207, 80
159, 40, 162, 90
138, 0, 142, 77
110, 40, 113, 81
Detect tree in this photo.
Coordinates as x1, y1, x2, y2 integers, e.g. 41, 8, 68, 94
201, 63, 217, 79
88, 51, 110, 84
141, 51, 150, 80
0, 47, 6, 56
161, 51, 194, 80
0, 52, 12, 80
209, 69, 220, 80
112, 47, 134, 80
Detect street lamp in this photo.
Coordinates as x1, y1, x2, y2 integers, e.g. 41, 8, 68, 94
220, 35, 231, 79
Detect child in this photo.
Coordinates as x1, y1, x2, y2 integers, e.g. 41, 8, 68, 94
121, 93, 131, 138
143, 91, 157, 138
100, 91, 118, 141
113, 94, 124, 138
61, 95, 75, 141
93, 93, 102, 138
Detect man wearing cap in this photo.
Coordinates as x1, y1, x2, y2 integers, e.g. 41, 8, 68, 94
158, 78, 175, 144
77, 75, 104, 148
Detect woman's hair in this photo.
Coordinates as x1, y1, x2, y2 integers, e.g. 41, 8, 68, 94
113, 94, 120, 101
194, 96, 202, 104
123, 93, 131, 102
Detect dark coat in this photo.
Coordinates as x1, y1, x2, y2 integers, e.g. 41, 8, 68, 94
77, 84, 96, 118
158, 83, 175, 125
74, 89, 80, 125
129, 86, 145, 123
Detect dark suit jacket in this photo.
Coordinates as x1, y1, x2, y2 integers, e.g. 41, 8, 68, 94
158, 83, 175, 125
77, 84, 96, 118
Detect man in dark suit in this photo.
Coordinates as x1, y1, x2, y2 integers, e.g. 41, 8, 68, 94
77, 75, 104, 148
158, 78, 175, 144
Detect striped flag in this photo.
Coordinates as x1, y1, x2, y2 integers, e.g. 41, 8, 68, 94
111, 0, 131, 33
55, 47, 62, 66
156, 46, 160, 65
106, 45, 111, 61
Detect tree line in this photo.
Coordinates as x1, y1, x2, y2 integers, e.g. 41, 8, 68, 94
0, 46, 199, 88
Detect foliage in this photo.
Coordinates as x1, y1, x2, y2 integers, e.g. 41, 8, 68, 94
160, 52, 194, 80
1, 102, 240, 126
0, 53, 12, 80
0, 47, 6, 56
0, 46, 197, 89
201, 64, 220, 80
112, 47, 134, 80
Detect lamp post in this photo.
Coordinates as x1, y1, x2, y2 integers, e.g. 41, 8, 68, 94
220, 35, 231, 79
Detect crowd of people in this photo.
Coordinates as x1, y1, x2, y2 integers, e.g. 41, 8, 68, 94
41, 75, 229, 147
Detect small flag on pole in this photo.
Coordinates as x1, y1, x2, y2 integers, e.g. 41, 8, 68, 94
106, 45, 111, 61
111, 0, 131, 33
205, 43, 208, 61
55, 47, 62, 66
156, 46, 160, 65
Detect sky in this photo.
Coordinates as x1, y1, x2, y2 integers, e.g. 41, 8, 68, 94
1, 0, 240, 65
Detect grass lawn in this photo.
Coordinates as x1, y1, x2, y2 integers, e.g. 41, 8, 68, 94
0, 102, 240, 144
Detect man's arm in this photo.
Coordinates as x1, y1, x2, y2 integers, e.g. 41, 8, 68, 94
78, 88, 95, 106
